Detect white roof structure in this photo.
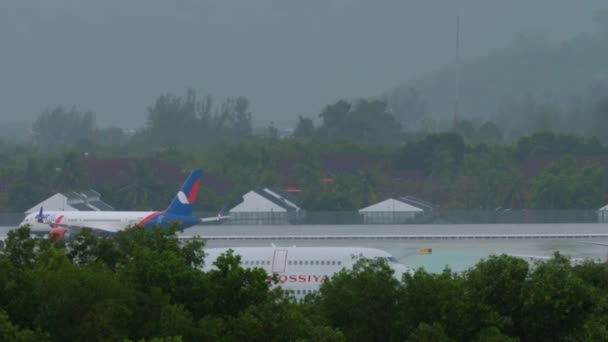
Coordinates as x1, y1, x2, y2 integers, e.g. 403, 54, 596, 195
230, 188, 300, 213
599, 204, 608, 211
359, 198, 424, 213
25, 190, 114, 214
25, 193, 80, 214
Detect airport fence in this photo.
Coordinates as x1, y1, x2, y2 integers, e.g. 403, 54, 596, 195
200, 209, 604, 225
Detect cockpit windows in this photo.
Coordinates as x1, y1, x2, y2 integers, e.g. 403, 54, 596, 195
375, 256, 399, 263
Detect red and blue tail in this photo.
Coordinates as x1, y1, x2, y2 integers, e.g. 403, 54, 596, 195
166, 169, 203, 216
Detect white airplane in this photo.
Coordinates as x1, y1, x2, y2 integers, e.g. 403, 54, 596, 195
19, 170, 229, 239
506, 253, 590, 265
505, 242, 608, 265
203, 246, 413, 298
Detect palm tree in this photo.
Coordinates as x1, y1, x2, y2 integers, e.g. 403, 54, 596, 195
118, 160, 162, 210
53, 151, 88, 192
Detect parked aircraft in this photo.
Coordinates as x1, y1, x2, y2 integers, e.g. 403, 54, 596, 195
506, 242, 608, 265
19, 170, 228, 239
203, 246, 413, 298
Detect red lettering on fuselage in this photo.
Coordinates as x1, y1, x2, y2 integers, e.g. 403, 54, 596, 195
275, 274, 328, 283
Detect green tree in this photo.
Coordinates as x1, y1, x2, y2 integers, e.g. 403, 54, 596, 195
293, 116, 315, 138
317, 258, 401, 341
399, 268, 466, 340
529, 157, 608, 209
450, 147, 524, 209
463, 255, 528, 337
7, 157, 52, 212
406, 322, 453, 342
0, 310, 47, 341
393, 132, 465, 173
146, 89, 199, 147
117, 160, 164, 210
388, 85, 428, 130
52, 151, 89, 192
519, 254, 595, 341
32, 106, 96, 149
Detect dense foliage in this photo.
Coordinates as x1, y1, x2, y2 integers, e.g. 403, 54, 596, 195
1, 86, 608, 213
1, 225, 608, 341
3, 128, 608, 213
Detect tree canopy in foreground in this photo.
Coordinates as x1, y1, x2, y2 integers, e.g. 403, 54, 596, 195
1, 224, 608, 341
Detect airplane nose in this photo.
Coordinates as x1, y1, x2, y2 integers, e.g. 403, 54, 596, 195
391, 263, 414, 280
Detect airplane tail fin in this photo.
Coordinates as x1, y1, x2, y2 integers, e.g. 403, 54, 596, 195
36, 207, 44, 223
166, 170, 203, 216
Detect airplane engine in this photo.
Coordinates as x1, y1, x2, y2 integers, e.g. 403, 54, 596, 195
49, 227, 70, 241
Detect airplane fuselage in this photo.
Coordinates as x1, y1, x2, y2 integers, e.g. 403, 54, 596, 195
203, 246, 412, 298
20, 210, 201, 234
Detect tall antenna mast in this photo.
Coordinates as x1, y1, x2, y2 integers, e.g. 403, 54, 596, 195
454, 15, 461, 122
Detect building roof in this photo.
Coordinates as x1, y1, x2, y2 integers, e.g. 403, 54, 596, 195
25, 189, 114, 213
255, 188, 300, 212
266, 187, 300, 206
359, 198, 424, 213
25, 193, 78, 214
88, 200, 114, 211
230, 188, 301, 213
359, 196, 437, 213
70, 202, 95, 211
62, 191, 84, 201
397, 196, 438, 211
81, 189, 100, 199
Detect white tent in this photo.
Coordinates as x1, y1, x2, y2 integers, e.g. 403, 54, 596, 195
359, 198, 425, 224
229, 188, 301, 224
25, 190, 114, 214
230, 191, 290, 213
25, 193, 80, 214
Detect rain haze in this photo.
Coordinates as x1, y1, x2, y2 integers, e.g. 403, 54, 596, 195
1, 0, 605, 129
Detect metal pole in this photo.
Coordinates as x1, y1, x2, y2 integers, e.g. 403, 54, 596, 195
455, 15, 461, 121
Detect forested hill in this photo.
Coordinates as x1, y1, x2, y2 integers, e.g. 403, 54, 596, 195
389, 12, 608, 137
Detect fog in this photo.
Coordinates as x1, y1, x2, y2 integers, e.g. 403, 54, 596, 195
0, 1, 605, 129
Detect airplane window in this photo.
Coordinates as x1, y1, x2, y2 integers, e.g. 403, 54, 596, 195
255, 261, 260, 265
331, 261, 336, 265
388, 257, 398, 263
315, 261, 319, 265
296, 290, 300, 294
304, 261, 308, 265
299, 260, 303, 265
338, 261, 342, 265
288, 261, 292, 265
320, 261, 325, 265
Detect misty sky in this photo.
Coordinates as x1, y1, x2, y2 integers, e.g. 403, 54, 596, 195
1, 1, 605, 129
